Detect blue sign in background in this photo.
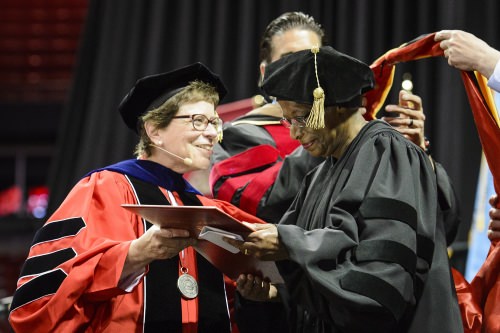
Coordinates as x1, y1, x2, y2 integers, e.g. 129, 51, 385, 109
465, 91, 500, 281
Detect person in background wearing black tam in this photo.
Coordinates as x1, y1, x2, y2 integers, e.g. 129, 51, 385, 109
225, 46, 463, 332
9, 62, 267, 333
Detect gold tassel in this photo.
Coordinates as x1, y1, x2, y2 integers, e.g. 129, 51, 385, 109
307, 87, 325, 129
306, 47, 326, 129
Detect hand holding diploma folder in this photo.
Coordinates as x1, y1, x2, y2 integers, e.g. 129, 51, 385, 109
121, 204, 283, 283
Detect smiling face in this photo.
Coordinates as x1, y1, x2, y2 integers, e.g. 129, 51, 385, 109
147, 100, 218, 173
279, 100, 364, 158
279, 100, 334, 157
136, 80, 221, 173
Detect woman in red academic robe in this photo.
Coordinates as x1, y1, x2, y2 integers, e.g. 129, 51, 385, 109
9, 63, 265, 333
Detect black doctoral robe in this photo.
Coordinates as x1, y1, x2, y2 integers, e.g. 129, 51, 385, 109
268, 120, 461, 332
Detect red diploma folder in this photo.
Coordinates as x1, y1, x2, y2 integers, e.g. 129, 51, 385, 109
121, 204, 283, 283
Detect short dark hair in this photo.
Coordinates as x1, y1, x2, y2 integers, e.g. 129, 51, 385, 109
259, 12, 326, 64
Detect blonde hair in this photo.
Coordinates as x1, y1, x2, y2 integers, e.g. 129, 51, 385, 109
134, 80, 220, 157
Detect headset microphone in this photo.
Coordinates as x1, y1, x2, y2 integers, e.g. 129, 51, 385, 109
152, 145, 193, 166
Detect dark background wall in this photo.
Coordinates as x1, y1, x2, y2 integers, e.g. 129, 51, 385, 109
50, 0, 498, 269
1, 1, 499, 328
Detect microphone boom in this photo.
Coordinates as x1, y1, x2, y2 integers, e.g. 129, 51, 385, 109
152, 145, 193, 166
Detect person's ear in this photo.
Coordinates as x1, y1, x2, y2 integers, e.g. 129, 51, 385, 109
144, 121, 160, 143
259, 61, 267, 85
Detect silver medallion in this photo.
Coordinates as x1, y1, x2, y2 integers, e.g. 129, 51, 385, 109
177, 273, 198, 299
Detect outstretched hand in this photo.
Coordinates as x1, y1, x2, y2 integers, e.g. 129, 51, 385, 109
435, 30, 500, 78
122, 226, 196, 278
224, 223, 289, 261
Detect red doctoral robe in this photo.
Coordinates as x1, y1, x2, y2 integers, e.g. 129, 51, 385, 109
9, 160, 264, 333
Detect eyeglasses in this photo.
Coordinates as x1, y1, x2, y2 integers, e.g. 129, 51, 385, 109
172, 114, 223, 134
280, 114, 310, 129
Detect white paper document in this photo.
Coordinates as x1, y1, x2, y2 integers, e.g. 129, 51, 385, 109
198, 226, 243, 253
